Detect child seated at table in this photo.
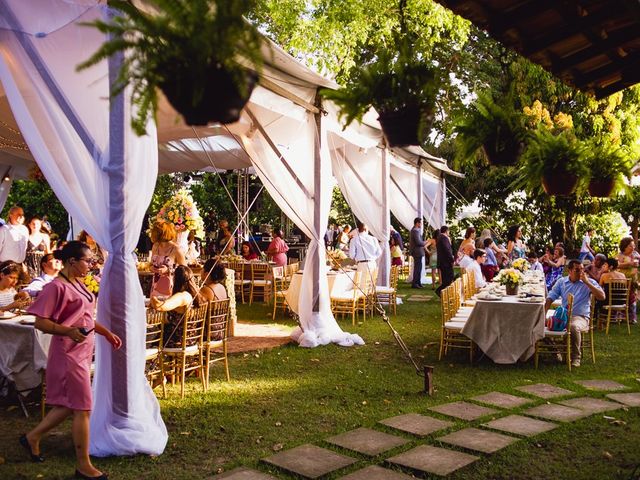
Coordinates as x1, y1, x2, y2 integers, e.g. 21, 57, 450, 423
0, 261, 31, 312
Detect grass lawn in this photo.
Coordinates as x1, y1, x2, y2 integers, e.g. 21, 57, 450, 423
2, 281, 640, 479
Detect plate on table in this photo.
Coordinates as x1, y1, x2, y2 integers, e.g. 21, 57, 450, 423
19, 317, 36, 325
518, 297, 543, 303
477, 293, 502, 301
0, 311, 16, 319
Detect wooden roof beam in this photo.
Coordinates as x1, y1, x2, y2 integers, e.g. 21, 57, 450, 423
596, 66, 640, 98
577, 51, 640, 86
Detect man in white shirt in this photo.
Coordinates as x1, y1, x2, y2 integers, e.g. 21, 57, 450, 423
349, 221, 382, 289
459, 253, 474, 270
0, 206, 29, 264
22, 253, 62, 297
578, 228, 596, 262
468, 249, 487, 288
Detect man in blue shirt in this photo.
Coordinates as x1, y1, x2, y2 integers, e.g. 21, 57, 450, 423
545, 259, 605, 367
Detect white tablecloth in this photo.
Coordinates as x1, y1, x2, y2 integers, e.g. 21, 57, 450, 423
461, 296, 545, 364
285, 270, 356, 314
0, 316, 51, 394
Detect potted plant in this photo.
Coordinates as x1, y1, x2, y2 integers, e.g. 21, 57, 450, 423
454, 92, 527, 167
583, 141, 632, 197
78, 0, 264, 135
517, 129, 587, 196
495, 268, 522, 296
321, 36, 442, 147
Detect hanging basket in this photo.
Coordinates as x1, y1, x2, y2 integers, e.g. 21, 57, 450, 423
378, 106, 434, 148
481, 138, 523, 167
160, 63, 258, 126
505, 284, 518, 296
588, 179, 616, 197
542, 172, 579, 196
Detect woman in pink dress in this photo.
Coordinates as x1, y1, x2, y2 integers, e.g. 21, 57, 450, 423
21, 241, 121, 480
266, 228, 289, 267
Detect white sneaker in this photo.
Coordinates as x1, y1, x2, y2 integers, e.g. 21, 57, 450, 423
556, 353, 563, 363
571, 359, 581, 367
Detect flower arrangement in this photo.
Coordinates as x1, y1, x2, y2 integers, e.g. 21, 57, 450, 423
495, 268, 522, 288
156, 189, 205, 237
511, 258, 530, 273
83, 272, 101, 296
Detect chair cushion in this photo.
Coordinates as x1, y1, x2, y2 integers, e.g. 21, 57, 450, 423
145, 348, 159, 359
444, 321, 465, 330
252, 280, 272, 285
543, 328, 568, 336
602, 304, 627, 309
331, 291, 365, 301
375, 287, 395, 294
275, 290, 288, 297
163, 345, 200, 354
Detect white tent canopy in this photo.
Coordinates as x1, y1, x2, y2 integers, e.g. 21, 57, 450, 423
0, 0, 460, 458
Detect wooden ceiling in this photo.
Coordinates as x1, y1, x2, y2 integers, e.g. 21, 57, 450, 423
433, 0, 640, 98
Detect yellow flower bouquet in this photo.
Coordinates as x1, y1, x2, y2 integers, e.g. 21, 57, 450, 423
156, 189, 205, 237
83, 272, 101, 296
495, 268, 522, 288
511, 258, 530, 273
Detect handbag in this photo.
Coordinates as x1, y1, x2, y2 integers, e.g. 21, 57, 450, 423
547, 306, 569, 331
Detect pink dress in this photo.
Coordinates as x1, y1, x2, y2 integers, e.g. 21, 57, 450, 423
27, 279, 96, 411
268, 237, 289, 267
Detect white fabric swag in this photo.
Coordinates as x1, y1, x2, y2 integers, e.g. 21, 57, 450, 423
0, 2, 166, 456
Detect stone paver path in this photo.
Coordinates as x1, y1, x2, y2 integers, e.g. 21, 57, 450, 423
262, 444, 356, 479
483, 415, 558, 437
575, 380, 628, 391
438, 427, 518, 454
338, 465, 415, 479
212, 467, 277, 479
559, 397, 624, 414
470, 391, 532, 408
515, 383, 574, 399
524, 404, 590, 423
325, 427, 408, 456
606, 392, 640, 407
387, 445, 479, 476
379, 413, 453, 437
429, 401, 499, 421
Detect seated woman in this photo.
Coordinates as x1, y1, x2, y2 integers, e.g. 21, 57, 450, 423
544, 246, 566, 290
0, 261, 31, 312
200, 259, 228, 301
150, 265, 202, 348
599, 258, 626, 286
240, 241, 259, 261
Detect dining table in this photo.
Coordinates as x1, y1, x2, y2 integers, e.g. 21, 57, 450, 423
285, 269, 357, 314
461, 272, 547, 364
0, 315, 51, 397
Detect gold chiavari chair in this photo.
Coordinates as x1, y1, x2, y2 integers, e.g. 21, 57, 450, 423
597, 279, 631, 335
203, 299, 230, 388
160, 303, 208, 398
331, 271, 365, 325
229, 260, 250, 303
249, 262, 273, 304
438, 283, 474, 363
272, 266, 290, 320
145, 309, 166, 388
375, 265, 399, 315
535, 293, 574, 371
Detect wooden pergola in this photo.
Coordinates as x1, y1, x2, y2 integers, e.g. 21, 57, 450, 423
434, 0, 640, 98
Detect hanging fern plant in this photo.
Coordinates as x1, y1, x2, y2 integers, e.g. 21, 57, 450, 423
78, 0, 264, 135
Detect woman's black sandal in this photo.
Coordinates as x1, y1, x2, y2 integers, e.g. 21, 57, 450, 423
19, 434, 44, 462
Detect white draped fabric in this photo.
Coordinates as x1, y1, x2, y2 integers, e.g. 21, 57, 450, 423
239, 95, 363, 348
0, 1, 166, 456
0, 167, 14, 212
389, 160, 445, 231
327, 132, 390, 286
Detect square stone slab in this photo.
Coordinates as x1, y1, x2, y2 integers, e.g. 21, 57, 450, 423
438, 427, 518, 454
338, 465, 415, 480
483, 415, 558, 437
325, 427, 409, 456
575, 380, 628, 391
212, 467, 277, 479
606, 392, 640, 407
262, 444, 356, 479
470, 392, 532, 409
379, 413, 453, 437
559, 397, 624, 414
524, 404, 589, 423
429, 401, 499, 421
515, 383, 574, 399
387, 445, 479, 476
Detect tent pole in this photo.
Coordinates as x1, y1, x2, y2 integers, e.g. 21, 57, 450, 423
312, 99, 322, 311
416, 158, 424, 231
380, 147, 390, 286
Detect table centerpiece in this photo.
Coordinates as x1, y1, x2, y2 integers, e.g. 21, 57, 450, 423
495, 268, 522, 296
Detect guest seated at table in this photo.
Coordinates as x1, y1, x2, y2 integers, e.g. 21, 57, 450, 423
469, 249, 487, 288
240, 241, 259, 261
481, 238, 498, 281
267, 228, 289, 267
458, 251, 474, 270
586, 253, 607, 283
200, 259, 228, 301
149, 220, 186, 298
22, 253, 62, 297
528, 251, 544, 272
599, 257, 626, 286
0, 261, 31, 311
543, 246, 566, 290
77, 230, 105, 273
150, 265, 203, 348
545, 260, 604, 367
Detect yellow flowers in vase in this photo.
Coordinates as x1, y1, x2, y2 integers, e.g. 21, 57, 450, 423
495, 268, 522, 293
83, 272, 100, 296
511, 258, 530, 273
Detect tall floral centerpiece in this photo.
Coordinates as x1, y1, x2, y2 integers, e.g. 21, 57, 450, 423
156, 189, 205, 253
495, 268, 522, 296
511, 258, 530, 273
